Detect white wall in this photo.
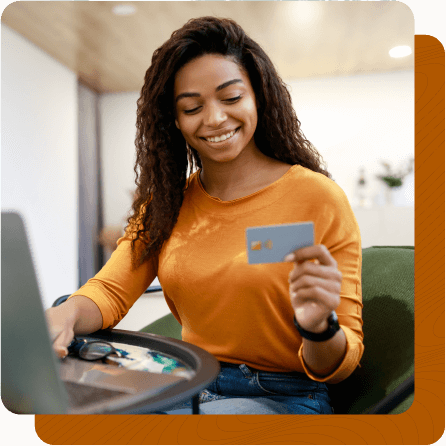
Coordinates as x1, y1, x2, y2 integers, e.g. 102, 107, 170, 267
1, 25, 78, 308
99, 93, 139, 229
287, 70, 414, 207
99, 93, 161, 286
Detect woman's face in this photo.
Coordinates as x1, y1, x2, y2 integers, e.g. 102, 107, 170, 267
174, 54, 258, 164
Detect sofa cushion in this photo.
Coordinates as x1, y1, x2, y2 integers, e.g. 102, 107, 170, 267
328, 246, 414, 414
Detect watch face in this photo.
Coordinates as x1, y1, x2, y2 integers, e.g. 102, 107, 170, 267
328, 310, 337, 322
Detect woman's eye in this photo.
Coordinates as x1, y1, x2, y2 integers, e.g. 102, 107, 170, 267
182, 96, 241, 114
183, 106, 201, 115
224, 95, 242, 103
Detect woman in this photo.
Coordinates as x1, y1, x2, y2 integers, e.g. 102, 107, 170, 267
47, 17, 363, 414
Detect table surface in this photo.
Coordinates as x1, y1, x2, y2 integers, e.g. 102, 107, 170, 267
61, 329, 220, 414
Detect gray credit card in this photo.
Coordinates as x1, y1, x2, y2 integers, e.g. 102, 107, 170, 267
246, 222, 314, 264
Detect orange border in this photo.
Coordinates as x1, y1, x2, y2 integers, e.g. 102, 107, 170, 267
34, 35, 445, 445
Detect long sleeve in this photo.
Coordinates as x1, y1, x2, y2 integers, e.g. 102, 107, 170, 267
69, 236, 157, 329
297, 174, 364, 383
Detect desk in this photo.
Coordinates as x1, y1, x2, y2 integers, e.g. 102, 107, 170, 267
60, 329, 220, 414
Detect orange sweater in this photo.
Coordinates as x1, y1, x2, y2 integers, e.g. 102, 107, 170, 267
70, 165, 364, 383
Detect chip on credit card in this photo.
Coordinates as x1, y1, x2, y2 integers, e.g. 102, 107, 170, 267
246, 222, 314, 264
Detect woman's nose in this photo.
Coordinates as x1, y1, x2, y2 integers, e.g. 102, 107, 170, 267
203, 103, 226, 127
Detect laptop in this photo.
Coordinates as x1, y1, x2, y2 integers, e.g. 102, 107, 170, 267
1, 211, 185, 414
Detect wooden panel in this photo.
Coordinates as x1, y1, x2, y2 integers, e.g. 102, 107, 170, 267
2, 1, 414, 93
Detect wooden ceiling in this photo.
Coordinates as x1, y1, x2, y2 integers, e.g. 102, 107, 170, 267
2, 1, 414, 94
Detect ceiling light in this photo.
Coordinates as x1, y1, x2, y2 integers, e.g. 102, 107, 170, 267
389, 46, 412, 58
112, 4, 136, 16
286, 2, 323, 27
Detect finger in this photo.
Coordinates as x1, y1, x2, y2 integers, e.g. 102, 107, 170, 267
290, 285, 331, 306
289, 273, 341, 295
285, 245, 337, 267
47, 325, 60, 343
290, 286, 340, 314
288, 260, 342, 284
53, 328, 74, 359
54, 346, 68, 359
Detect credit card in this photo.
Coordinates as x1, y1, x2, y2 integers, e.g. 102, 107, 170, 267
246, 222, 314, 264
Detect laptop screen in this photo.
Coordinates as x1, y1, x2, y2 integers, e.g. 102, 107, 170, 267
1, 211, 69, 414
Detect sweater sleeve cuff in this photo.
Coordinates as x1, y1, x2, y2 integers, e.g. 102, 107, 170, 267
298, 325, 364, 384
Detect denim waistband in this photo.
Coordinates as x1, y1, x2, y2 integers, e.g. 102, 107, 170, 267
219, 361, 308, 377
211, 361, 330, 402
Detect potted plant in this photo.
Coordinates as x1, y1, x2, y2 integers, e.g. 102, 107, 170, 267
377, 158, 414, 205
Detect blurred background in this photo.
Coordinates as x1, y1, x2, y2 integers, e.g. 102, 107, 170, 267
2, 1, 414, 320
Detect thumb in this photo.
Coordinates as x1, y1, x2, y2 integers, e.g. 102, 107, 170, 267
53, 328, 75, 359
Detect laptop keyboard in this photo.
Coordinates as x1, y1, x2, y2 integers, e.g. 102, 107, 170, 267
63, 380, 129, 408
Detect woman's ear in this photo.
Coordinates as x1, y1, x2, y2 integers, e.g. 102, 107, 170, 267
175, 119, 180, 129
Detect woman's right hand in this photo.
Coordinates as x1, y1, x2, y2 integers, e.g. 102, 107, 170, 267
45, 305, 77, 358
45, 296, 103, 359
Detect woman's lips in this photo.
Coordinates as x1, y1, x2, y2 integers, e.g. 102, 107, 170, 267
200, 127, 240, 144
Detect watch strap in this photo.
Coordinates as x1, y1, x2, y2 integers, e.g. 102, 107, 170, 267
293, 311, 340, 342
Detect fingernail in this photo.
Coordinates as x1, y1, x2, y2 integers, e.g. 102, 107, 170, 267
284, 254, 294, 262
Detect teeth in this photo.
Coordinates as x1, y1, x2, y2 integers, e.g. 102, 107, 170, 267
205, 129, 236, 143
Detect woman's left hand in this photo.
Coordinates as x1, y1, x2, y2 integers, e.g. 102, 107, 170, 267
285, 245, 342, 334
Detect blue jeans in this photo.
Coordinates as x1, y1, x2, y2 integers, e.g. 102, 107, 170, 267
166, 362, 333, 414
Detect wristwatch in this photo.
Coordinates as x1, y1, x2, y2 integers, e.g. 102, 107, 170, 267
293, 311, 340, 342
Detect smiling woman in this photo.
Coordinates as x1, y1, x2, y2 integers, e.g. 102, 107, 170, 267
46, 16, 363, 415
130, 15, 330, 256
174, 54, 259, 170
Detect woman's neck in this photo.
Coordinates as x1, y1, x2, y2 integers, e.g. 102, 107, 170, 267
199, 149, 292, 202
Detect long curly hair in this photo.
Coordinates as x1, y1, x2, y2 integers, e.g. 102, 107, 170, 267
128, 16, 330, 268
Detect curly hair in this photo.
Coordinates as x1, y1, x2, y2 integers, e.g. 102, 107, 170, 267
128, 16, 330, 268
